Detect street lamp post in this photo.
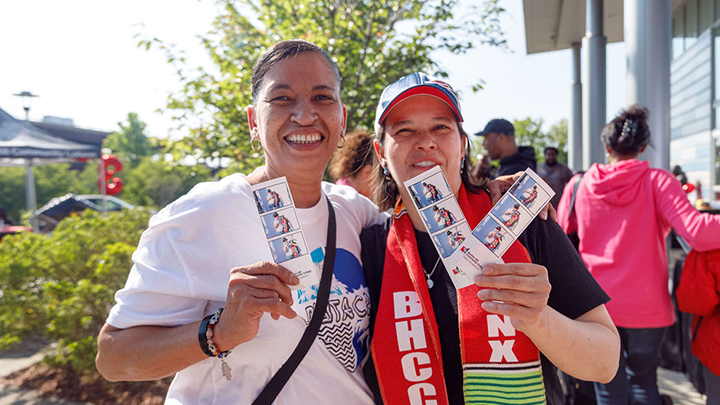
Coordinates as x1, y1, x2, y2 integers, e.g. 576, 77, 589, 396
12, 91, 39, 120
12, 91, 40, 231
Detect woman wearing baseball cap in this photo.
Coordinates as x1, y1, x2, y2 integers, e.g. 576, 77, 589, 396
361, 73, 620, 405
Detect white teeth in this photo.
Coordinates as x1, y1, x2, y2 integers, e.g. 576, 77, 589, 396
414, 161, 436, 167
286, 134, 321, 144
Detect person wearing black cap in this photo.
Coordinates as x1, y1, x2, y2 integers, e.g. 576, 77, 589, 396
476, 118, 537, 177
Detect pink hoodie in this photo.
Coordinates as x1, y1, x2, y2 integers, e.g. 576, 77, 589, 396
558, 159, 720, 328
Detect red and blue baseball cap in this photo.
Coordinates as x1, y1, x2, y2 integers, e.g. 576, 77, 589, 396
375, 73, 463, 130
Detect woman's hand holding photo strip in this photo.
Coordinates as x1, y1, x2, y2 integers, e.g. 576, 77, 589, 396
403, 166, 554, 290
251, 177, 319, 289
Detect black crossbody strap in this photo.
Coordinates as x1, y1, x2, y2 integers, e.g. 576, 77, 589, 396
569, 172, 585, 217
252, 195, 337, 405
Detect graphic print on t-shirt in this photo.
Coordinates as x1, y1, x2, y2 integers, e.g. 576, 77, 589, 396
293, 247, 370, 373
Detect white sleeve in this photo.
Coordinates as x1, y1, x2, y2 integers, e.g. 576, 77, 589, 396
106, 175, 261, 329
106, 207, 207, 329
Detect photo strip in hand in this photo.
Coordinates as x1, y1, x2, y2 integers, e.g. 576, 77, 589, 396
403, 166, 555, 290
252, 178, 319, 288
404, 166, 487, 289
508, 172, 553, 216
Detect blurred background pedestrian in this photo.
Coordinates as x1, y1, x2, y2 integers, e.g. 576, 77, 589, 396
558, 104, 720, 405
328, 130, 376, 199
537, 146, 574, 208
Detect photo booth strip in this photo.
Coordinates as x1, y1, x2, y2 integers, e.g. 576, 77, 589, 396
403, 166, 554, 290
251, 177, 319, 289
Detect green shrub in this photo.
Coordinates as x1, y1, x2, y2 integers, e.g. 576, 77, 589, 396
0, 209, 151, 372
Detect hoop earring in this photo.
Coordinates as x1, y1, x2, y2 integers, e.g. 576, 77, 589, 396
337, 132, 346, 149
251, 137, 262, 151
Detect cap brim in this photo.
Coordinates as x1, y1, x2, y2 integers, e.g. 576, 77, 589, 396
378, 85, 463, 126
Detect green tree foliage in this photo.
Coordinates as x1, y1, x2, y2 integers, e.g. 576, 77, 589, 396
546, 119, 569, 164
0, 167, 25, 223
512, 117, 569, 164
0, 164, 97, 224
122, 157, 213, 208
142, 0, 506, 166
102, 112, 214, 210
103, 113, 156, 167
0, 209, 151, 372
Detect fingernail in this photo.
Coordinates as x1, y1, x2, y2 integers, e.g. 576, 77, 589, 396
291, 275, 300, 285
477, 291, 483, 300
540, 211, 547, 220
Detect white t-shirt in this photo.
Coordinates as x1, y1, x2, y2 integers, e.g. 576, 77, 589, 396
107, 173, 382, 405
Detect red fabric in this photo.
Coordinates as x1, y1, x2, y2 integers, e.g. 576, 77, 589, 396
676, 249, 720, 377
371, 186, 539, 404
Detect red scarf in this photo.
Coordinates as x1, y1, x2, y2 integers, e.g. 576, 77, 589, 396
371, 186, 546, 405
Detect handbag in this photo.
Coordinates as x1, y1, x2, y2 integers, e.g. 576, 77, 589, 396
252, 195, 337, 405
566, 172, 584, 250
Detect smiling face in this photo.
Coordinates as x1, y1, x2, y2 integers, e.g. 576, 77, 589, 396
247, 51, 347, 182
375, 95, 466, 196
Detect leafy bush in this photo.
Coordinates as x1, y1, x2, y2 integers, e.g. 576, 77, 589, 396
0, 209, 151, 372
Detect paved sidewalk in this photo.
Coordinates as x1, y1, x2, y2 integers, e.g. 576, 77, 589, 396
0, 337, 708, 404
0, 337, 87, 405
659, 367, 706, 405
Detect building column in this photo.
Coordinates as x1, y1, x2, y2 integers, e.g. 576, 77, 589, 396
583, 0, 607, 168
570, 43, 583, 172
625, 0, 671, 170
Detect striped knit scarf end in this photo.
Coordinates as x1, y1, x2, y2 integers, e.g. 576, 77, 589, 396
463, 360, 546, 405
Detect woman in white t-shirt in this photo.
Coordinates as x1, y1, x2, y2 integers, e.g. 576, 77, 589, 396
96, 40, 383, 404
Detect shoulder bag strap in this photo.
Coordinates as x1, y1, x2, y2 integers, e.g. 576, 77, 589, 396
569, 172, 585, 218
252, 195, 337, 405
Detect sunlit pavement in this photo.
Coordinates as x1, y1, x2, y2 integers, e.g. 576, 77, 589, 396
0, 337, 708, 404
659, 367, 706, 405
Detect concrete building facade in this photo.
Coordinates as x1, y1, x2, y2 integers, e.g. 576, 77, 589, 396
523, 0, 719, 203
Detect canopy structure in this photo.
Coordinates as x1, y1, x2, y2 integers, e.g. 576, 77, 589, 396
0, 106, 102, 219
0, 107, 100, 164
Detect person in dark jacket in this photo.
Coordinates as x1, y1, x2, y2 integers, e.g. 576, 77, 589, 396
476, 118, 536, 176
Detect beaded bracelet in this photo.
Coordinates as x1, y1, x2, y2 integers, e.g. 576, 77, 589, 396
198, 308, 233, 380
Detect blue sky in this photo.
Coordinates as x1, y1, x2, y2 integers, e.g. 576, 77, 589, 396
0, 0, 626, 140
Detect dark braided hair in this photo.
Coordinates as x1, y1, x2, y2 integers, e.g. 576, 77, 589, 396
251, 40, 340, 105
601, 104, 651, 157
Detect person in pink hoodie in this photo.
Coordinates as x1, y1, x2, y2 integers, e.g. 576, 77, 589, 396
558, 104, 720, 405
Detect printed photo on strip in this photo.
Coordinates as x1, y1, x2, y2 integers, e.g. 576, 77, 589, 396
508, 172, 553, 215
253, 182, 294, 214
407, 171, 452, 209
260, 207, 299, 239
433, 223, 471, 258
472, 216, 512, 258
490, 193, 533, 237
420, 198, 464, 233
268, 231, 309, 264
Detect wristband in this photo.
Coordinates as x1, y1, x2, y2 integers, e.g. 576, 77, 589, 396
198, 314, 215, 357
198, 308, 233, 380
